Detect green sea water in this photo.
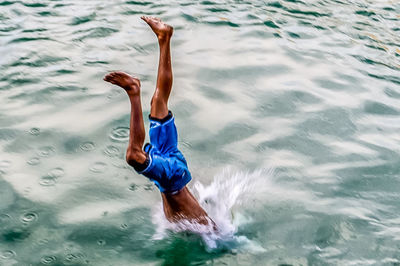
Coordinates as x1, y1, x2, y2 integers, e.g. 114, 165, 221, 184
1, 0, 400, 265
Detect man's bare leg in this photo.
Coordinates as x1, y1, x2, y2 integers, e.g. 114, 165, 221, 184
103, 72, 147, 165
141, 16, 173, 119
141, 16, 211, 226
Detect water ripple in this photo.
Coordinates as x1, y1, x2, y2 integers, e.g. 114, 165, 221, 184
1, 250, 15, 259
37, 146, 56, 157
103, 145, 120, 157
109, 127, 129, 142
79, 142, 95, 152
20, 212, 38, 224
89, 162, 108, 173
41, 255, 57, 265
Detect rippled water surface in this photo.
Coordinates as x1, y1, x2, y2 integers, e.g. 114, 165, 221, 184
1, 0, 400, 265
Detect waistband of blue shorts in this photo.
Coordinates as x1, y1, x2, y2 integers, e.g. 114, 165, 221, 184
149, 110, 173, 124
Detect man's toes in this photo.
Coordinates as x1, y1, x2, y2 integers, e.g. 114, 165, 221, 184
141, 16, 160, 26
141, 16, 150, 23
104, 73, 115, 80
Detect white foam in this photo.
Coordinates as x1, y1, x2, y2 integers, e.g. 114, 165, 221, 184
151, 168, 273, 252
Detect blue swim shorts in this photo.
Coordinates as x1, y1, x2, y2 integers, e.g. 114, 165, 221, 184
136, 111, 192, 193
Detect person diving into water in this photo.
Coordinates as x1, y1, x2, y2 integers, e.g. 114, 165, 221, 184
104, 17, 212, 227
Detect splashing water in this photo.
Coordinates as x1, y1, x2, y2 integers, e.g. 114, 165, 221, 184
151, 168, 274, 252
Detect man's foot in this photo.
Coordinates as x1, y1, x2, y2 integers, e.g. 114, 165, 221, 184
103, 71, 140, 95
141, 16, 173, 41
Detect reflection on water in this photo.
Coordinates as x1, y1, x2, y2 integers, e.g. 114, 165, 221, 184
1, 0, 400, 265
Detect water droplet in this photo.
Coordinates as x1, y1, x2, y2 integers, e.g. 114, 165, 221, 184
129, 184, 137, 191
41, 255, 57, 265
39, 176, 57, 186
39, 167, 64, 186
21, 212, 38, 223
48, 167, 64, 178
27, 157, 40, 165
103, 145, 120, 157
79, 142, 95, 151
144, 184, 154, 191
64, 253, 85, 265
29, 127, 40, 136
97, 239, 106, 246
37, 146, 55, 157
65, 254, 75, 260
1, 250, 15, 259
89, 162, 107, 173
109, 127, 129, 142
